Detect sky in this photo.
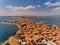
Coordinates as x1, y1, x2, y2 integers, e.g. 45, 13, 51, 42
0, 0, 60, 16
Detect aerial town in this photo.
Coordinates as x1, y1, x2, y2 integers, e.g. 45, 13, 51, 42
2, 20, 60, 45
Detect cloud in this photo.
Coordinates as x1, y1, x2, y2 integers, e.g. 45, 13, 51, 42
0, 10, 5, 15
0, 5, 41, 16
49, 7, 60, 15
44, 1, 60, 15
6, 5, 37, 11
0, 5, 60, 16
0, 9, 49, 16
51, 7, 60, 11
36, 4, 41, 7
0, 9, 60, 16
0, 10, 3, 13
44, 2, 60, 7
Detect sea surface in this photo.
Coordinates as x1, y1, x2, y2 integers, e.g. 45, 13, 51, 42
32, 17, 60, 26
0, 24, 18, 42
0, 16, 60, 43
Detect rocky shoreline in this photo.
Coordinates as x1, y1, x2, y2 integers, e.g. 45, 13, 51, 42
2, 20, 60, 45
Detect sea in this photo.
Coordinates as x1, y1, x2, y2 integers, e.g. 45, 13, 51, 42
0, 16, 60, 43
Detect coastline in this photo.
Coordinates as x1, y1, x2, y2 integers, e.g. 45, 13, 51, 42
2, 20, 60, 45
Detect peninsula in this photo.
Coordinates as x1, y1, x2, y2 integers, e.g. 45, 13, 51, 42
2, 20, 60, 45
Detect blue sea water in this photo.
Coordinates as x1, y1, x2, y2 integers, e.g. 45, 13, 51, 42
32, 17, 60, 26
0, 16, 60, 42
0, 16, 21, 21
0, 17, 20, 42
0, 24, 18, 42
